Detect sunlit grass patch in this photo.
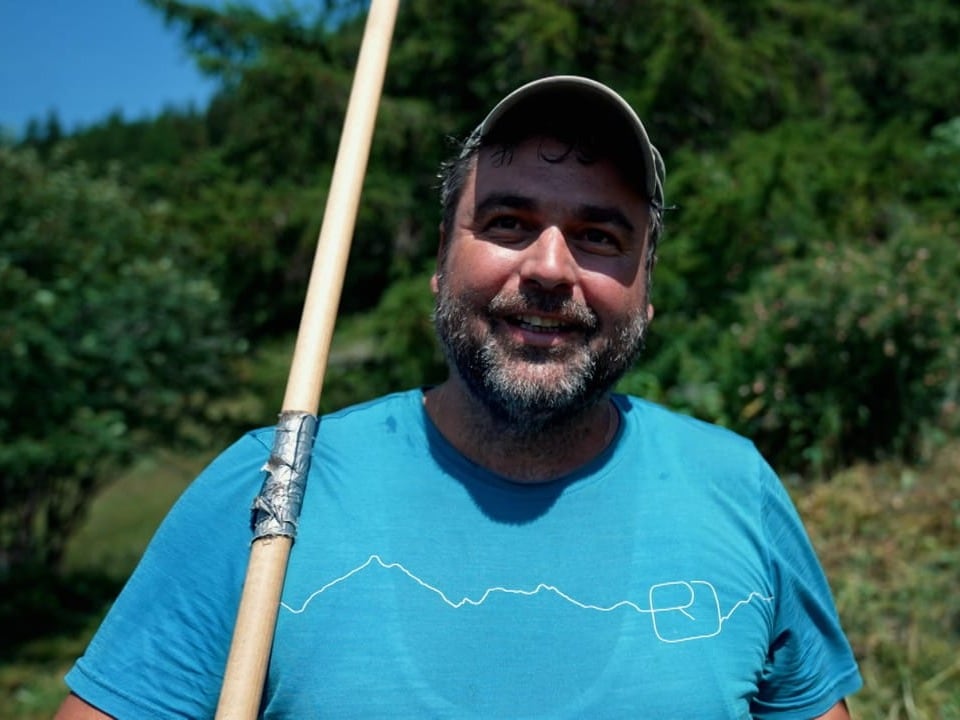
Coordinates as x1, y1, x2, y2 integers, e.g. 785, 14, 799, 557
796, 441, 960, 719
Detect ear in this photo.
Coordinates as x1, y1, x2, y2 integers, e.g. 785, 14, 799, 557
646, 303, 655, 324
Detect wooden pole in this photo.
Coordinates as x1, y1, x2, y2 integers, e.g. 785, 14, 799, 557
215, 2, 399, 717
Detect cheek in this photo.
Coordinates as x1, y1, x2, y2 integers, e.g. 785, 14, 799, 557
581, 271, 648, 315
587, 291, 650, 336
445, 243, 519, 293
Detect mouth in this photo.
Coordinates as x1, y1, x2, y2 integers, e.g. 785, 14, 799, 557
511, 314, 572, 332
499, 313, 592, 350
487, 292, 597, 344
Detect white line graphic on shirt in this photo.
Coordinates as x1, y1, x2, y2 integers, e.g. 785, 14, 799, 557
281, 554, 774, 644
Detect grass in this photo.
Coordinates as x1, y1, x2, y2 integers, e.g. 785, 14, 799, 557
0, 449, 212, 720
1, 438, 958, 718
798, 442, 960, 719
60, 450, 211, 576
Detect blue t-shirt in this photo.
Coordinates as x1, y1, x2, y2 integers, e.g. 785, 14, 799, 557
66, 390, 861, 718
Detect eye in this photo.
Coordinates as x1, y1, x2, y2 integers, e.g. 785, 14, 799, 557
578, 227, 621, 254
485, 214, 524, 231
489, 216, 517, 230
480, 213, 536, 244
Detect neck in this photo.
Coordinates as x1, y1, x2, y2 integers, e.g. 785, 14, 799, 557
423, 379, 619, 483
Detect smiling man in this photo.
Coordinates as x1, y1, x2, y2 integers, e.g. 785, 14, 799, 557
57, 76, 862, 719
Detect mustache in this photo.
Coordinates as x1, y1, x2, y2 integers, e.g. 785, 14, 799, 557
486, 288, 598, 329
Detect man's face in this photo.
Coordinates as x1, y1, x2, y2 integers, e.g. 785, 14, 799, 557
432, 136, 654, 431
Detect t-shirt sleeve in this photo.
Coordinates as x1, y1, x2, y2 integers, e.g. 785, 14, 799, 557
64, 432, 270, 719
751, 460, 862, 719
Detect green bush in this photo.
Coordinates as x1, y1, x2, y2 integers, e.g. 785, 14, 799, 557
724, 224, 959, 474
632, 115, 960, 474
0, 148, 242, 574
321, 270, 445, 412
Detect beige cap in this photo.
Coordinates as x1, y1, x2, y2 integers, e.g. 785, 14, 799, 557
477, 75, 665, 209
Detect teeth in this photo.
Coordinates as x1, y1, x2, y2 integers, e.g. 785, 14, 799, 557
518, 315, 563, 329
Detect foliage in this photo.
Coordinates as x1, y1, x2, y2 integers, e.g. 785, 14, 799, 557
635, 115, 960, 473
0, 148, 242, 574
725, 226, 959, 474
7, 0, 960, 547
321, 270, 445, 412
41, 1, 959, 470
52, 0, 447, 338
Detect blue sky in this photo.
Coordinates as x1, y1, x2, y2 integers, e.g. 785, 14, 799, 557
0, 0, 304, 138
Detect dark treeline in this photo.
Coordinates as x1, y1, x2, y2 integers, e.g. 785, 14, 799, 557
2, 0, 959, 573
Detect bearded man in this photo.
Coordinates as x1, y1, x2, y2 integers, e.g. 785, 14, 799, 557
57, 76, 861, 720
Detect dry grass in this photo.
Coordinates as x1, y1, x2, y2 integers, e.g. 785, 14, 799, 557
797, 442, 960, 719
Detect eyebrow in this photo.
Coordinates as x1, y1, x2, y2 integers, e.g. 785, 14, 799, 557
578, 205, 636, 233
475, 193, 636, 233
475, 193, 537, 217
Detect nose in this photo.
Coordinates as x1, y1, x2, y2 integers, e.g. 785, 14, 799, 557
519, 226, 576, 290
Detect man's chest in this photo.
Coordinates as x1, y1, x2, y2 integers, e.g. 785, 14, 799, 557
265, 540, 772, 719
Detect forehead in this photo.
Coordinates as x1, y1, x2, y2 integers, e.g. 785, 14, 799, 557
464, 135, 648, 217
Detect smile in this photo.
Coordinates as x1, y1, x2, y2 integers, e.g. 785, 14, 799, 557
516, 315, 565, 329
505, 315, 585, 337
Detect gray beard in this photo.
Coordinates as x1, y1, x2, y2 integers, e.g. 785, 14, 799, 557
433, 282, 647, 435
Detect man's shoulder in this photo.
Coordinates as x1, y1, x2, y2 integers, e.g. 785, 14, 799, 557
166, 391, 425, 530
617, 394, 746, 436
241, 390, 422, 444
616, 393, 759, 455
322, 388, 422, 421
308, 389, 425, 447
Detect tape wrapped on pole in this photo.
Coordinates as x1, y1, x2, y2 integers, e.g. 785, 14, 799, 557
215, 1, 400, 717
252, 411, 318, 540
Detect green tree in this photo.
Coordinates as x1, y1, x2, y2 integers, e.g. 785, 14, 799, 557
0, 147, 242, 574
21, 0, 959, 474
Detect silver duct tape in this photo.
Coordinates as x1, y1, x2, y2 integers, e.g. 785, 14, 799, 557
251, 411, 319, 541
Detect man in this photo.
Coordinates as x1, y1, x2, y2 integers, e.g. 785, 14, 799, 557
57, 76, 861, 718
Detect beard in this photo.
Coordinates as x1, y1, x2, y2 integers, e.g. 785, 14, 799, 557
433, 281, 648, 434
